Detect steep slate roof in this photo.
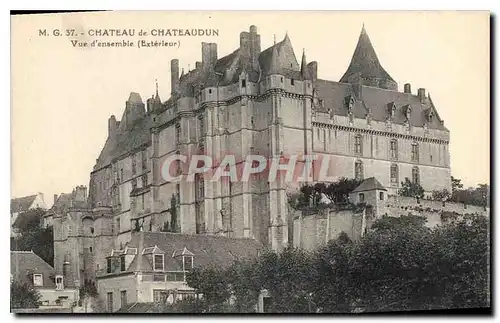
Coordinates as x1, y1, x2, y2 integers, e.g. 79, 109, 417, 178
48, 192, 87, 214
352, 177, 387, 193
128, 92, 143, 104
11, 195, 37, 214
340, 25, 395, 84
314, 79, 447, 131
94, 114, 153, 170
121, 232, 264, 272
11, 251, 56, 288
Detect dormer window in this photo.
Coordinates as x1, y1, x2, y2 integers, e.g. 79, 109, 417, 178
404, 105, 411, 120
345, 96, 355, 115
55, 275, 64, 290
120, 255, 126, 271
241, 79, 246, 88
428, 111, 434, 123
153, 254, 164, 271
183, 256, 194, 271
388, 102, 396, 117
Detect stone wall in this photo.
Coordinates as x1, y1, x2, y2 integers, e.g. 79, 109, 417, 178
293, 208, 364, 251
293, 196, 489, 251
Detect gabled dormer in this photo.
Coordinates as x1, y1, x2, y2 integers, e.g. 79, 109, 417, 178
403, 104, 412, 121
142, 245, 165, 271
426, 109, 435, 124
344, 95, 355, 115
387, 102, 397, 118
172, 247, 195, 272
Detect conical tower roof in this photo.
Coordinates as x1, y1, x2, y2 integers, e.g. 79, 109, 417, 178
340, 25, 396, 89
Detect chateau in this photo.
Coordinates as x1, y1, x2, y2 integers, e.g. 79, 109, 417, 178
52, 25, 454, 289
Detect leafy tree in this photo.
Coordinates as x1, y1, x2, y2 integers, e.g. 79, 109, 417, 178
255, 247, 317, 313
11, 208, 54, 266
10, 280, 41, 309
450, 176, 489, 207
293, 178, 362, 210
323, 177, 362, 205
399, 178, 425, 199
173, 214, 489, 313
186, 265, 232, 312
313, 232, 354, 313
431, 189, 451, 201
12, 208, 45, 233
451, 176, 464, 194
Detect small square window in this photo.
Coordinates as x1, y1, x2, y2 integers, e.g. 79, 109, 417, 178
33, 274, 43, 286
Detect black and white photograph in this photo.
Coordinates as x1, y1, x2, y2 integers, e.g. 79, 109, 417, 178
9, 10, 491, 314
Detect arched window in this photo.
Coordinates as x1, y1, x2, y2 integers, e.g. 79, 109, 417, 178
412, 166, 420, 185
355, 160, 364, 181
354, 134, 362, 155
390, 164, 399, 184
390, 139, 398, 160
411, 142, 419, 162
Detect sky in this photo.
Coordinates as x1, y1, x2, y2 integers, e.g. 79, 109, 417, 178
11, 11, 490, 207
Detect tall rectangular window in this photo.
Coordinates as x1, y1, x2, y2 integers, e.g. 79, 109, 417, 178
107, 258, 112, 273
120, 290, 127, 309
355, 160, 364, 181
412, 167, 420, 185
354, 134, 362, 155
131, 155, 137, 175
411, 143, 419, 162
106, 292, 113, 312
198, 115, 205, 139
120, 255, 126, 271
154, 254, 164, 271
142, 151, 147, 170
175, 123, 181, 143
390, 139, 398, 160
55, 275, 64, 290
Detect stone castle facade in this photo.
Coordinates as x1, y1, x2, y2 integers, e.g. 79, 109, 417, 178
52, 25, 452, 287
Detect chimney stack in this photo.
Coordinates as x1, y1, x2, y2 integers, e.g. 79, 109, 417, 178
54, 194, 58, 205
202, 42, 218, 70
108, 115, 117, 139
307, 61, 318, 81
170, 59, 180, 94
418, 88, 426, 102
239, 26, 261, 70
404, 83, 411, 94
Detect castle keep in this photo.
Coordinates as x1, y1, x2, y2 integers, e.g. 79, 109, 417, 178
53, 25, 452, 287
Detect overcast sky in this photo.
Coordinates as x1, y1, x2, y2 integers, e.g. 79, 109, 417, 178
11, 11, 489, 206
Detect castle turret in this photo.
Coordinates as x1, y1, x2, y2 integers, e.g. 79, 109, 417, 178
340, 25, 398, 91
301, 49, 311, 80
269, 35, 280, 74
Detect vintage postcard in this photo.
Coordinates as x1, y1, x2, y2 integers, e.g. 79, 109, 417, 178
10, 11, 490, 314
